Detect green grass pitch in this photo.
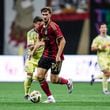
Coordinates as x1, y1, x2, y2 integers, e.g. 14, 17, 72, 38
0, 82, 110, 110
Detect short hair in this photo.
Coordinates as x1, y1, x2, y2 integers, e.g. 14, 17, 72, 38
98, 22, 107, 28
41, 7, 52, 14
33, 16, 43, 23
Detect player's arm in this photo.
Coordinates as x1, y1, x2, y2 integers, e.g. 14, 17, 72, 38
27, 31, 35, 51
52, 23, 66, 62
102, 40, 110, 48
91, 45, 98, 51
29, 35, 44, 59
91, 37, 104, 51
27, 45, 34, 51
56, 37, 66, 62
32, 34, 44, 54
91, 43, 108, 51
31, 40, 44, 54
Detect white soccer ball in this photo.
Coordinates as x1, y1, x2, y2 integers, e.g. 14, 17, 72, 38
29, 90, 41, 103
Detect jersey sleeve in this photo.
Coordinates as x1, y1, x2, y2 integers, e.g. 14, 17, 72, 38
91, 37, 98, 48
27, 31, 38, 47
54, 24, 64, 39
91, 37, 104, 49
50, 22, 64, 39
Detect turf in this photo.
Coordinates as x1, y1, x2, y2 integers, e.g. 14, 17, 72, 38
0, 82, 110, 110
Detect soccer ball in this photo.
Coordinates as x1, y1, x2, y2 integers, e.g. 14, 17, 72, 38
29, 90, 41, 103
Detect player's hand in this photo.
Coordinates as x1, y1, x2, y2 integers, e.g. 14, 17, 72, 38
56, 55, 61, 63
102, 45, 106, 49
107, 44, 110, 48
102, 44, 110, 49
39, 41, 45, 46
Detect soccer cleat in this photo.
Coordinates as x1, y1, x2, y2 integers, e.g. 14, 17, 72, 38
24, 95, 30, 100
67, 79, 73, 94
43, 96, 56, 103
90, 75, 95, 85
103, 90, 110, 95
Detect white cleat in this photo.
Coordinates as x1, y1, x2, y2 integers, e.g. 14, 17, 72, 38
103, 90, 110, 95
43, 96, 56, 103
67, 79, 73, 94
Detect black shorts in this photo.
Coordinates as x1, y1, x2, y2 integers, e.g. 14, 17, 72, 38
38, 56, 62, 75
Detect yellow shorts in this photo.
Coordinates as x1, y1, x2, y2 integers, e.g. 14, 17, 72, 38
24, 57, 40, 74
98, 56, 110, 72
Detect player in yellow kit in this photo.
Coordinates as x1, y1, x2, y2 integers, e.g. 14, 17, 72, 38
91, 23, 110, 95
24, 16, 44, 100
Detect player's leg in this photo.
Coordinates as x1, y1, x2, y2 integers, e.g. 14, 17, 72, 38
101, 60, 110, 94
50, 61, 73, 94
90, 73, 103, 85
24, 60, 35, 99
102, 73, 110, 94
24, 74, 32, 99
36, 56, 55, 103
37, 68, 55, 103
32, 58, 40, 81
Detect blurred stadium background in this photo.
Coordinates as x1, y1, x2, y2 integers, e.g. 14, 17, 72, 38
0, 0, 110, 110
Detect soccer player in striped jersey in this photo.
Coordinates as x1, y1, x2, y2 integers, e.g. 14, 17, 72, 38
24, 16, 44, 100
91, 23, 110, 95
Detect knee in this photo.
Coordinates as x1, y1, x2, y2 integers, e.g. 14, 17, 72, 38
27, 73, 33, 77
103, 71, 110, 77
37, 74, 45, 81
51, 77, 59, 83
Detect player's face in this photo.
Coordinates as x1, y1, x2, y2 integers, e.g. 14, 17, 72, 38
34, 21, 42, 29
99, 24, 107, 34
41, 11, 51, 23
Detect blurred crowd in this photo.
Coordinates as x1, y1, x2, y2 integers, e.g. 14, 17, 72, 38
46, 0, 89, 14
